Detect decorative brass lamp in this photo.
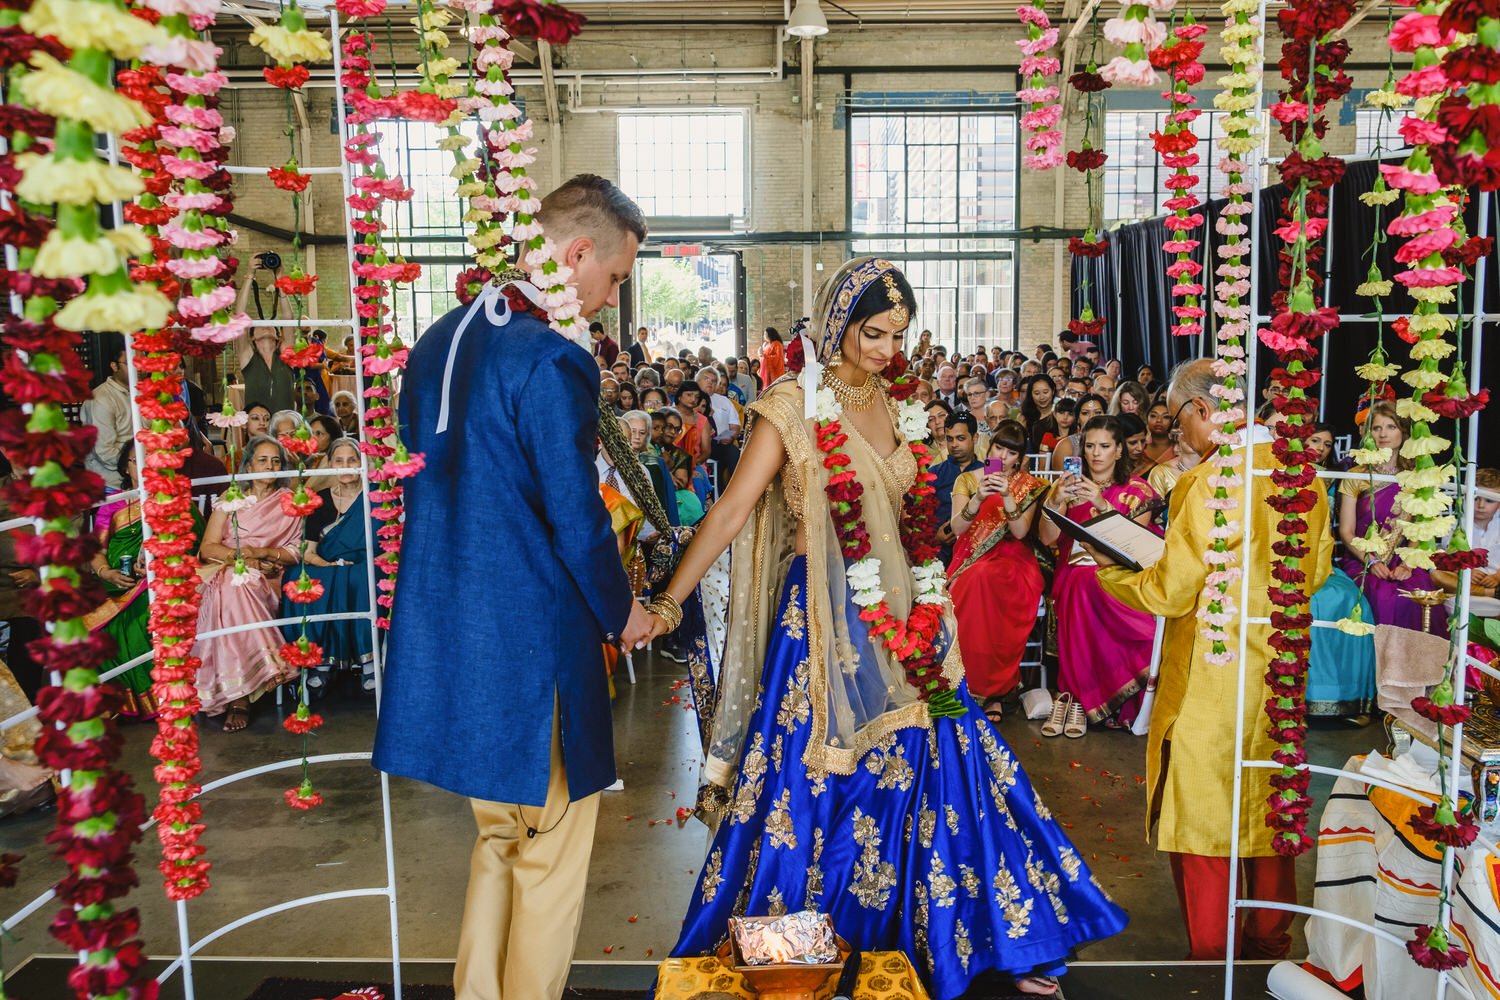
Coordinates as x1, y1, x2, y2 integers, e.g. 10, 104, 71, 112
1400, 588, 1449, 635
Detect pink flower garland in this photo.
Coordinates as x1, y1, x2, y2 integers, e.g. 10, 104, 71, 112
339, 27, 426, 630
1016, 4, 1063, 170
1101, 0, 1170, 86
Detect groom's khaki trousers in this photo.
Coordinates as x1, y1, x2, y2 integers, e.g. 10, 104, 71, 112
454, 708, 601, 1000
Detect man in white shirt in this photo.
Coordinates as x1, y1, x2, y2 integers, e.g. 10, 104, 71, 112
697, 367, 741, 485
81, 341, 135, 490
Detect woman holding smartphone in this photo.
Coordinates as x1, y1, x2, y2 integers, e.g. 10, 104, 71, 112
1038, 416, 1160, 738
948, 420, 1050, 723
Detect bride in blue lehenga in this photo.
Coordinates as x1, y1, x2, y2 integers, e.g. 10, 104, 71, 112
640, 258, 1127, 999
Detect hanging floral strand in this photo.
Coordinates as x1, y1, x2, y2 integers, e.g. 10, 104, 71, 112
1381, 0, 1481, 972
1100, 0, 1167, 87
1196, 0, 1260, 664
1065, 18, 1110, 341
119, 0, 231, 901
1017, 3, 1063, 170
1, 0, 170, 992
1258, 0, 1355, 859
1150, 11, 1206, 340
340, 27, 423, 628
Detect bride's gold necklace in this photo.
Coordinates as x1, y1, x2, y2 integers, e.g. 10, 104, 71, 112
822, 368, 881, 411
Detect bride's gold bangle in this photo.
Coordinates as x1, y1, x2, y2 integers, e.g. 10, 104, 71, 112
645, 592, 684, 633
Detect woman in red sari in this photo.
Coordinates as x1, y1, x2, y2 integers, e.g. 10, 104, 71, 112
948, 420, 1050, 723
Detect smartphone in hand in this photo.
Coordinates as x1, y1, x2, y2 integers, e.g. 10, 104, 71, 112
983, 458, 1005, 476
1062, 456, 1082, 477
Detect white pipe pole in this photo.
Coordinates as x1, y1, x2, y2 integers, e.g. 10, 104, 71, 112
1224, 1, 1269, 988
1435, 189, 1489, 1000
330, 11, 403, 999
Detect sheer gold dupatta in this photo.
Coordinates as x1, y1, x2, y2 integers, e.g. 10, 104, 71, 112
701, 258, 964, 797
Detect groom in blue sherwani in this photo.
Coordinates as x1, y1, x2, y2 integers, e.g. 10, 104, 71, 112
375, 174, 650, 1000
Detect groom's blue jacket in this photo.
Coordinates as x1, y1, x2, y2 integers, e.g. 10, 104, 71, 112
374, 291, 633, 806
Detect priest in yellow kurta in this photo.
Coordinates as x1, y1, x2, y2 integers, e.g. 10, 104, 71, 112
1090, 359, 1333, 961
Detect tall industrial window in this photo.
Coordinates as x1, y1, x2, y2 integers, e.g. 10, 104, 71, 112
849, 111, 1017, 352
375, 118, 482, 341
1103, 109, 1263, 223
617, 111, 748, 221
1354, 107, 1408, 157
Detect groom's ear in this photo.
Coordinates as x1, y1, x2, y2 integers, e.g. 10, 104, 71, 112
560, 235, 594, 271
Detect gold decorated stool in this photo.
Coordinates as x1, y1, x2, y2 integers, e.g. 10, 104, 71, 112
654, 951, 931, 1000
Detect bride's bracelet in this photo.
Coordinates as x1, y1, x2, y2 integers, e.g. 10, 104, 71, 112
645, 592, 684, 633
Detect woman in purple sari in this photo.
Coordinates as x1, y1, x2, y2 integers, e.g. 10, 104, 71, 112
1337, 401, 1447, 635
1039, 416, 1161, 735
195, 436, 307, 731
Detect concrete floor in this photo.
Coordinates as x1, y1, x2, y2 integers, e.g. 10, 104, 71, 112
0, 649, 1379, 986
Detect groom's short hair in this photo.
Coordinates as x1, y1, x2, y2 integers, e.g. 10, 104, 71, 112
538, 174, 648, 254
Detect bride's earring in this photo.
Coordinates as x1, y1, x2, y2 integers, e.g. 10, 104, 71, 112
830, 349, 844, 367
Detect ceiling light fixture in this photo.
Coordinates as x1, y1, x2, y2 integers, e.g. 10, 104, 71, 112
786, 0, 829, 38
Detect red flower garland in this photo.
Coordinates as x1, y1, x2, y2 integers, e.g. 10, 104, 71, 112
813, 374, 961, 715
1259, 0, 1356, 859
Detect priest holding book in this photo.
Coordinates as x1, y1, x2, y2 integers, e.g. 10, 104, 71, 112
1085, 359, 1333, 962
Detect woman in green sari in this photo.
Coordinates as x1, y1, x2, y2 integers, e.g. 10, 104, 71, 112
86, 449, 205, 719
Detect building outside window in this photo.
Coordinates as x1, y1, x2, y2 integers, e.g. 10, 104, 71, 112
849, 110, 1017, 353
1354, 106, 1408, 157
375, 118, 482, 342
1103, 108, 1261, 224
616, 110, 747, 222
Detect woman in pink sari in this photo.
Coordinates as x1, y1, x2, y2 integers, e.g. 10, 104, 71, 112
196, 436, 306, 731
1038, 416, 1161, 737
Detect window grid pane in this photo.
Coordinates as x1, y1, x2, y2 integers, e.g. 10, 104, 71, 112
617, 112, 747, 219
1103, 109, 1265, 224
850, 111, 1017, 352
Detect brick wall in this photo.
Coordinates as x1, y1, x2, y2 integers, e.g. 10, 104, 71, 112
215, 17, 1405, 355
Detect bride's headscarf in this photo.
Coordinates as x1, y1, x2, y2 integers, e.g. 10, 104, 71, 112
698, 257, 960, 800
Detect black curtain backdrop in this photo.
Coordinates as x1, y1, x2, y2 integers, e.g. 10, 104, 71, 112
1072, 158, 1499, 464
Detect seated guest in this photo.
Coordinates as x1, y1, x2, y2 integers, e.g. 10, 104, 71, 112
1433, 467, 1500, 654
1278, 412, 1376, 723
624, 409, 677, 525
1136, 365, 1158, 393
183, 421, 229, 502
617, 382, 640, 414
1337, 401, 1446, 634
1032, 395, 1077, 457
1109, 380, 1149, 417
269, 408, 305, 441
931, 412, 984, 562
195, 436, 307, 732
641, 387, 669, 412
1039, 416, 1161, 735
1019, 373, 1057, 448
88, 449, 205, 718
600, 376, 622, 414
1144, 395, 1177, 466
1115, 412, 1151, 477
912, 378, 935, 405
672, 383, 712, 468
962, 376, 990, 415
924, 399, 953, 463
306, 413, 343, 472
278, 437, 378, 694
664, 446, 704, 526
948, 421, 1049, 722
1050, 393, 1106, 472
331, 390, 359, 436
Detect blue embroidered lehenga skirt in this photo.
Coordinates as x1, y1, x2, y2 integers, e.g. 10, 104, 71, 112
673, 557, 1128, 1000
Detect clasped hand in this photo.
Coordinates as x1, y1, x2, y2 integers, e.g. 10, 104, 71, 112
621, 601, 670, 650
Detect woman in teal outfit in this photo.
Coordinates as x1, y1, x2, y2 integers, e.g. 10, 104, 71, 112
279, 437, 377, 693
